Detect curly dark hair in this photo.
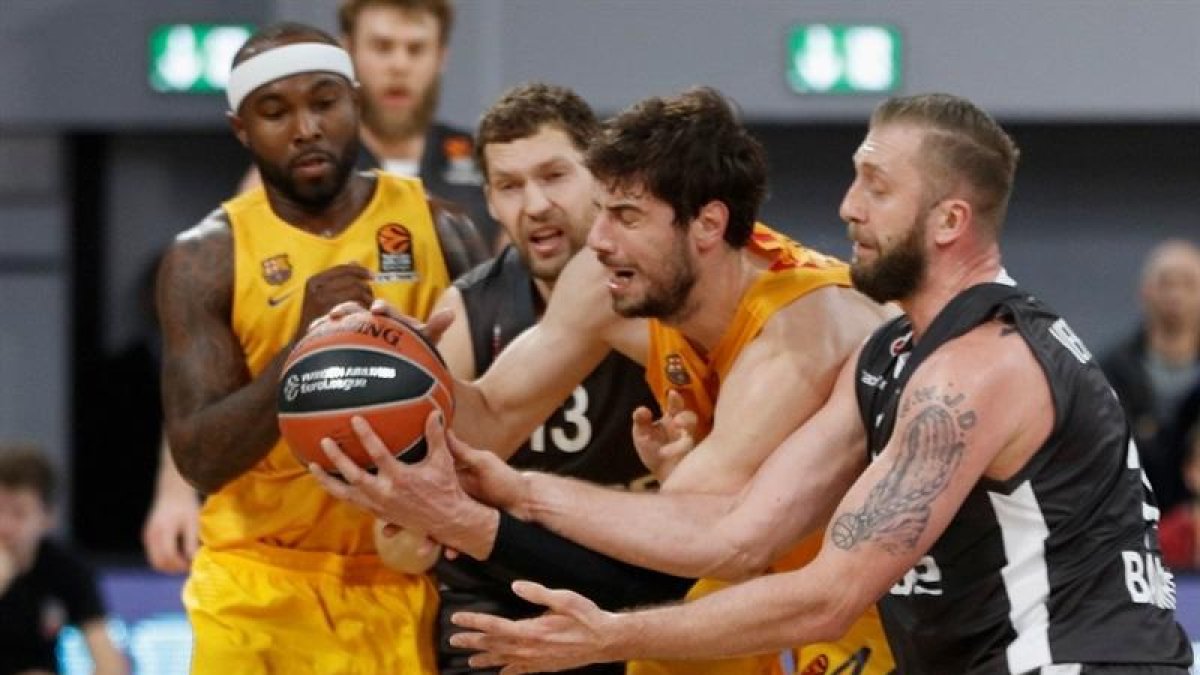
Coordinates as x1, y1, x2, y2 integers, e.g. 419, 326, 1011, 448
585, 87, 768, 248
475, 82, 599, 180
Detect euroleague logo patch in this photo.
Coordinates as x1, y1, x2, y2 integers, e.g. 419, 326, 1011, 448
261, 253, 293, 285
376, 223, 418, 282
664, 353, 691, 386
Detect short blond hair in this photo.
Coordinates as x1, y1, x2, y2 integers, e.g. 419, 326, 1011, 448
872, 93, 1020, 232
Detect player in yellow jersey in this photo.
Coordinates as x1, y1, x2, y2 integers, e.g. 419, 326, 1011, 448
157, 23, 486, 674
311, 88, 896, 674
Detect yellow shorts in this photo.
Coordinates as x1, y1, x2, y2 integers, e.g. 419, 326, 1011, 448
625, 579, 894, 675
791, 624, 895, 675
184, 544, 438, 675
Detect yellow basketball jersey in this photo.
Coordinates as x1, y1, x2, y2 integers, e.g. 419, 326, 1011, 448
633, 225, 893, 675
201, 171, 450, 555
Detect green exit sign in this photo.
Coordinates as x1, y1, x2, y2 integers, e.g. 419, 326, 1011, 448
149, 23, 254, 94
787, 24, 901, 94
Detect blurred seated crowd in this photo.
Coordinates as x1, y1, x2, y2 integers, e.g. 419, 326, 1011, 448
1099, 239, 1200, 572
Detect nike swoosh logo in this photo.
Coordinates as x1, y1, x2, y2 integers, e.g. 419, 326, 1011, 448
267, 290, 296, 307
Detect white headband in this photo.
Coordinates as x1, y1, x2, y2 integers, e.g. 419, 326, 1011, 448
226, 42, 356, 111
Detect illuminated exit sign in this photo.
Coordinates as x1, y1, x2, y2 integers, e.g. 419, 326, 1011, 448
149, 23, 254, 94
787, 24, 902, 94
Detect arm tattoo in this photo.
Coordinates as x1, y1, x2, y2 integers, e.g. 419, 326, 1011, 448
831, 385, 973, 554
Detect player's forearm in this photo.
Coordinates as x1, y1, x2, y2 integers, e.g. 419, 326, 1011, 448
152, 438, 196, 502
449, 380, 558, 459
610, 565, 854, 663
523, 472, 764, 579
166, 355, 289, 494
483, 511, 694, 609
432, 497, 502, 560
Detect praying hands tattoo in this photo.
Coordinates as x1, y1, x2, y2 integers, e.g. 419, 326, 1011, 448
831, 385, 974, 554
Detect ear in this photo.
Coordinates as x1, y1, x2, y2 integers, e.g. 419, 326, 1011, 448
931, 198, 971, 246
227, 111, 250, 149
691, 200, 729, 251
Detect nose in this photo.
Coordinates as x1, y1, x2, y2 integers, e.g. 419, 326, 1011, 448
587, 211, 615, 254
523, 181, 552, 219
386, 46, 414, 74
838, 179, 864, 226
294, 109, 323, 145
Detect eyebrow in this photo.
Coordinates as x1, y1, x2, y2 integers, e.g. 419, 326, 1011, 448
493, 156, 573, 179
854, 158, 887, 180
601, 202, 644, 218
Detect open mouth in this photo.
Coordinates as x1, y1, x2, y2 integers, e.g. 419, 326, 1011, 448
608, 268, 636, 291
528, 228, 565, 256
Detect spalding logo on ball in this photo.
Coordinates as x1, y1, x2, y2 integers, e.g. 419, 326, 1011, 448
278, 312, 454, 472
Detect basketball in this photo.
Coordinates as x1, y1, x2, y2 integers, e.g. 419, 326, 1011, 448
277, 311, 454, 472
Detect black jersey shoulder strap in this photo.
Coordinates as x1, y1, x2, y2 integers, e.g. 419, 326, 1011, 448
457, 246, 539, 375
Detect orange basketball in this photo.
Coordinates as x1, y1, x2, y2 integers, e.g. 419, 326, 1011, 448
277, 311, 454, 472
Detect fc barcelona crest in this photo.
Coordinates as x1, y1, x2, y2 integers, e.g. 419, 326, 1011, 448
261, 254, 293, 286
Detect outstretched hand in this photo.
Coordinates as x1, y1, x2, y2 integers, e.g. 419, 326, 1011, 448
307, 411, 496, 560
449, 580, 621, 674
632, 389, 699, 481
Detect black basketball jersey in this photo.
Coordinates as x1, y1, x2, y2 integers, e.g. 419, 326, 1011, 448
455, 246, 658, 484
854, 283, 1193, 674
435, 246, 658, 675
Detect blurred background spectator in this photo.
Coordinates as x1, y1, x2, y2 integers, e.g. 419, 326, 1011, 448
0, 443, 128, 675
1101, 240, 1200, 513
1160, 414, 1200, 572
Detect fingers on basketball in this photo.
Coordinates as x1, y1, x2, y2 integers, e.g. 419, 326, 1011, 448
279, 311, 455, 473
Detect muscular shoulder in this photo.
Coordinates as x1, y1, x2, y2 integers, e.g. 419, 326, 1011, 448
911, 320, 1052, 476
167, 209, 232, 269
159, 208, 234, 310
762, 285, 893, 362
924, 319, 1043, 385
